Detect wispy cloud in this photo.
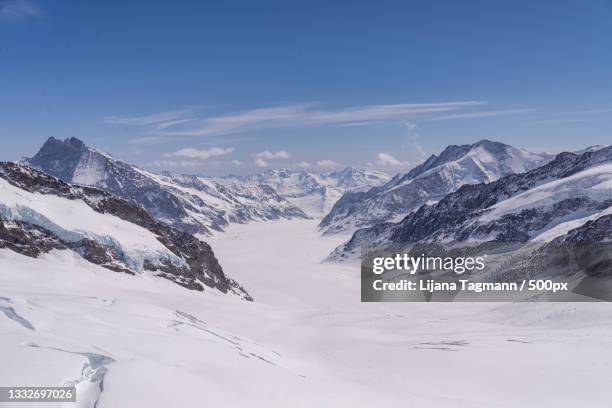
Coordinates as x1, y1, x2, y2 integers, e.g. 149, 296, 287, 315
565, 108, 612, 115
163, 146, 235, 160
533, 118, 591, 124
427, 109, 531, 121
105, 101, 485, 142
533, 107, 612, 124
103, 109, 195, 128
0, 0, 41, 20
405, 122, 427, 159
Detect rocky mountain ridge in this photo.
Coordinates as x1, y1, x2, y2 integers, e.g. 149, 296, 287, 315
330, 145, 612, 261
24, 137, 308, 236
0, 162, 251, 299
319, 140, 554, 235
227, 167, 390, 217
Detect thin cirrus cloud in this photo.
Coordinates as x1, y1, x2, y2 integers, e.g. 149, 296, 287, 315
163, 146, 235, 160
103, 109, 196, 128
426, 109, 532, 122
0, 0, 41, 20
534, 118, 590, 124
533, 108, 612, 124
104, 101, 486, 142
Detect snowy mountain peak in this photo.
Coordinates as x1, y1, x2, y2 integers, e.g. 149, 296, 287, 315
43, 136, 87, 150
24, 138, 308, 236
319, 140, 554, 235
226, 167, 390, 217
329, 145, 612, 261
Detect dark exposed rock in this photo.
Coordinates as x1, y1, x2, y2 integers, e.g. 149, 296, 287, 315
388, 146, 612, 243
0, 162, 251, 300
0, 218, 66, 257
320, 140, 553, 235
330, 146, 612, 260
555, 214, 612, 242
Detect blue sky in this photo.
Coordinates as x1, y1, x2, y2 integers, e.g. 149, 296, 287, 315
1, 0, 611, 175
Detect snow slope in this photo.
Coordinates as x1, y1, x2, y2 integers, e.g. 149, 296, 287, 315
2, 220, 612, 407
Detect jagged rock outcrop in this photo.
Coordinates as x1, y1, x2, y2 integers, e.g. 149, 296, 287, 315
0, 162, 251, 299
330, 146, 612, 261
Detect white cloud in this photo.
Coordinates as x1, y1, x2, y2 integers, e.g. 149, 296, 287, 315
231, 160, 243, 166
164, 146, 235, 160
107, 101, 485, 141
375, 152, 411, 167
296, 161, 311, 168
0, 0, 41, 20
254, 158, 268, 167
253, 150, 291, 160
317, 159, 340, 168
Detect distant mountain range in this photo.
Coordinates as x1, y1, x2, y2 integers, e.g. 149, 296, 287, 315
329, 145, 612, 261
319, 140, 554, 235
226, 167, 390, 217
5, 136, 612, 296
24, 137, 309, 236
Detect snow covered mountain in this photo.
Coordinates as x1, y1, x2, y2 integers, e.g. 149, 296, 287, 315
0, 162, 250, 299
229, 167, 390, 217
24, 137, 308, 236
329, 145, 612, 261
319, 140, 553, 235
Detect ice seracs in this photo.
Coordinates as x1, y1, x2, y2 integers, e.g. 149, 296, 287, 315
0, 161, 251, 299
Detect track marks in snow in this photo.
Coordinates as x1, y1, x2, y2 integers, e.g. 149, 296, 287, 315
170, 310, 279, 366
506, 339, 532, 344
415, 340, 470, 352
0, 297, 35, 330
